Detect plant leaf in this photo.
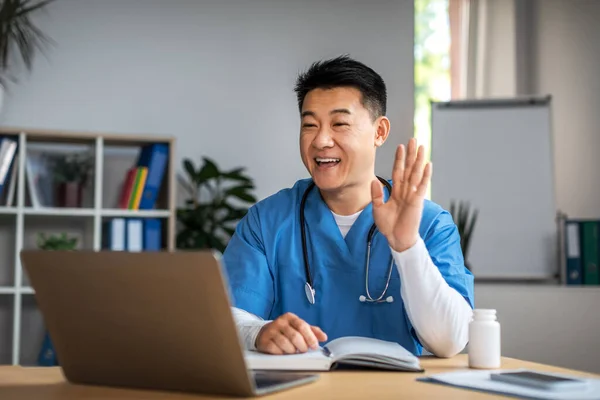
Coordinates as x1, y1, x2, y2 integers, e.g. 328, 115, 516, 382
223, 167, 251, 182
197, 157, 220, 181
177, 156, 256, 251
183, 159, 196, 179
225, 185, 257, 203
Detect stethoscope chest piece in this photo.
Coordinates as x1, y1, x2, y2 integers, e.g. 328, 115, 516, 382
304, 282, 316, 305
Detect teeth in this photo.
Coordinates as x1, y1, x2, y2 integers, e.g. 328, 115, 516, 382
315, 158, 340, 163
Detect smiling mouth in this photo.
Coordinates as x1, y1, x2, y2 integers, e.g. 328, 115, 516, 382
315, 157, 341, 166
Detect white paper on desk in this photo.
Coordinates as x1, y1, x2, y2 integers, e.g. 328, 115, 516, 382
419, 369, 600, 400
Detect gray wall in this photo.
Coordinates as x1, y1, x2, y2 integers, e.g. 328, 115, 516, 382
529, 0, 600, 219
0, 0, 414, 202
474, 0, 600, 375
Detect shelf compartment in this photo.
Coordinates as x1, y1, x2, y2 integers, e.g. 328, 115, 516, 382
0, 295, 14, 365
19, 295, 45, 366
0, 215, 16, 287
102, 142, 171, 212
21, 215, 94, 287
24, 142, 96, 210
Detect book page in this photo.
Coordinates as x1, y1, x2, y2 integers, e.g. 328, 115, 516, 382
244, 348, 332, 371
326, 336, 419, 364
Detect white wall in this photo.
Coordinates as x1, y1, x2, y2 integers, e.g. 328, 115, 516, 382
0, 0, 414, 203
529, 0, 600, 219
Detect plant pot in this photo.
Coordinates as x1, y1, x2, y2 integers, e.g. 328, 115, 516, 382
56, 182, 83, 208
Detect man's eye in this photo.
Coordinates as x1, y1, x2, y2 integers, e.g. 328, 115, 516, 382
303, 124, 317, 128
334, 122, 349, 127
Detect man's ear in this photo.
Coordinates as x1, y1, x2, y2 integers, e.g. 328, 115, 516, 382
374, 116, 391, 147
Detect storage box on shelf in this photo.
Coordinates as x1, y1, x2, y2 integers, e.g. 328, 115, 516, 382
0, 127, 176, 366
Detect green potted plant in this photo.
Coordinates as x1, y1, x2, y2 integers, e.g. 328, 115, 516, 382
449, 200, 478, 271
36, 230, 76, 368
177, 156, 257, 253
0, 0, 56, 104
37, 232, 78, 250
51, 152, 93, 208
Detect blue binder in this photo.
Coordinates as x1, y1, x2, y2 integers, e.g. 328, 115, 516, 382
143, 218, 162, 251
38, 331, 58, 366
136, 143, 168, 210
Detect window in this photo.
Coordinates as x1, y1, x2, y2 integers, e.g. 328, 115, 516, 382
414, 0, 451, 198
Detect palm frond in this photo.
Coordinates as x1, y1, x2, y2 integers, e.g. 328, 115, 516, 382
0, 0, 55, 87
449, 199, 479, 269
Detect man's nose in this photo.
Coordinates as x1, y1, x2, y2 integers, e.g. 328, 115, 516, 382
312, 127, 334, 148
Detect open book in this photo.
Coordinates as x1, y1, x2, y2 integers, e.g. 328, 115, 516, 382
244, 336, 423, 372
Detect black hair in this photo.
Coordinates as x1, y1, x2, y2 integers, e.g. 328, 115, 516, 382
294, 55, 387, 120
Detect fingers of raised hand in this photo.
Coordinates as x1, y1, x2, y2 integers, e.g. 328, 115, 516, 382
415, 162, 432, 197
392, 144, 405, 185
407, 145, 426, 194
403, 138, 418, 183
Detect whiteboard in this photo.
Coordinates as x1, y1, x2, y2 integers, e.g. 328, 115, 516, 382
430, 97, 558, 280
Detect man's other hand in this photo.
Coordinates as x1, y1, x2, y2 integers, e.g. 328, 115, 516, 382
255, 312, 327, 354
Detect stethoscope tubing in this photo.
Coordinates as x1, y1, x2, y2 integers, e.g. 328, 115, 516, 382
299, 176, 394, 305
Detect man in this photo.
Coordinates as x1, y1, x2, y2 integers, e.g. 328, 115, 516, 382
222, 55, 474, 358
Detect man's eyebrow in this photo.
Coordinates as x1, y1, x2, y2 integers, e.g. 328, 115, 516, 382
330, 108, 351, 115
301, 109, 352, 118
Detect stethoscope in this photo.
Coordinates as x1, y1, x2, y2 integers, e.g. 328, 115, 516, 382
300, 176, 395, 306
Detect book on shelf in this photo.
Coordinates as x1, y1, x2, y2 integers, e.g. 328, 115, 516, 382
103, 217, 162, 251
244, 336, 423, 372
118, 167, 147, 209
0, 136, 18, 206
118, 143, 168, 210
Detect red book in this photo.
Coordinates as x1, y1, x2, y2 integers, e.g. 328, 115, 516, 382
118, 168, 137, 209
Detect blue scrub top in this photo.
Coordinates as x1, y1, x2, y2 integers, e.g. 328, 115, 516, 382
222, 178, 474, 356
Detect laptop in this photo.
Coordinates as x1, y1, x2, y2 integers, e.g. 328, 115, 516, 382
20, 249, 319, 397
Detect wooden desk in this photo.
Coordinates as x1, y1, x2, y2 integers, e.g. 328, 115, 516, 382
0, 355, 598, 399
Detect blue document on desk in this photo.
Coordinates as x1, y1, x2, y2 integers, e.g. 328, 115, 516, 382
244, 336, 423, 372
419, 369, 600, 399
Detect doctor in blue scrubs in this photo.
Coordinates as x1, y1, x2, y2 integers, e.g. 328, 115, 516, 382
222, 56, 474, 358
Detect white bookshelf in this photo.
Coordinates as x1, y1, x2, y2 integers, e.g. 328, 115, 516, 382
0, 127, 176, 366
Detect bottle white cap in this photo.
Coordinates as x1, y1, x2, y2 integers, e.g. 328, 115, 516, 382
472, 309, 497, 321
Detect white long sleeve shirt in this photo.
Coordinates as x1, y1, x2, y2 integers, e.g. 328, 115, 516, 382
232, 210, 473, 358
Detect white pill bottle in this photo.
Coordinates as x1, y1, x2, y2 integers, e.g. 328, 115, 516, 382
468, 309, 501, 369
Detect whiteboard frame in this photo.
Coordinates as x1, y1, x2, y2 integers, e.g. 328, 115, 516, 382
429, 95, 562, 284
